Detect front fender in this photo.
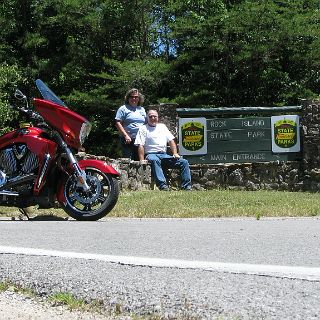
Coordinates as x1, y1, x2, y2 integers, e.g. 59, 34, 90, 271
77, 159, 120, 176
56, 159, 120, 204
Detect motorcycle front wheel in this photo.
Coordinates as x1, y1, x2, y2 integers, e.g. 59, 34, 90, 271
62, 168, 119, 221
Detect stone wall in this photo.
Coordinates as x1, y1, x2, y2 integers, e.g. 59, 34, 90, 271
87, 156, 304, 191
300, 99, 320, 191
84, 100, 320, 192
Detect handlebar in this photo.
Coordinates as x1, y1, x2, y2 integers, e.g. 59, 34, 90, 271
9, 104, 44, 122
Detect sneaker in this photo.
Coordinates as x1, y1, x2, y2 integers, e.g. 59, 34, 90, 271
183, 186, 192, 191
160, 185, 169, 191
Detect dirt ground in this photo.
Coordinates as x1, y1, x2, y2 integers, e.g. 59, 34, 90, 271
0, 290, 112, 320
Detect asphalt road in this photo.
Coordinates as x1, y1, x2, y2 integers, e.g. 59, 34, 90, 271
0, 217, 320, 319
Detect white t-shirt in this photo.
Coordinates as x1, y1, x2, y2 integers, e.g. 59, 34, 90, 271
134, 123, 175, 154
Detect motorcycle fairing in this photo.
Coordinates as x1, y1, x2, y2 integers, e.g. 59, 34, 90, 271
56, 158, 119, 204
33, 98, 89, 149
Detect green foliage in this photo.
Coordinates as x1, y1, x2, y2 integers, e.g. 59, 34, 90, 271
0, 63, 27, 135
164, 0, 320, 107
98, 57, 170, 104
70, 57, 170, 155
61, 87, 118, 156
0, 0, 319, 155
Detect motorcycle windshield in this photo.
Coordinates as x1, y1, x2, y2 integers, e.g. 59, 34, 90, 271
35, 79, 67, 107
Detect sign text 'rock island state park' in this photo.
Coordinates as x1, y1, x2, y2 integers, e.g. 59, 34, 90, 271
178, 115, 301, 164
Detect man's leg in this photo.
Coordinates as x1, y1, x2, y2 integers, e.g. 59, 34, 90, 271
178, 158, 192, 189
146, 153, 168, 190
163, 156, 192, 190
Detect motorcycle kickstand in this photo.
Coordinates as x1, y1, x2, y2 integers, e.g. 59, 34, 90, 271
18, 208, 30, 220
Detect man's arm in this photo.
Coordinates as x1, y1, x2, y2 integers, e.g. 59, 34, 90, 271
138, 145, 145, 161
168, 139, 180, 159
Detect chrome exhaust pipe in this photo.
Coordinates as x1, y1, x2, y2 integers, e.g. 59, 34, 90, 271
0, 190, 19, 196
0, 174, 37, 197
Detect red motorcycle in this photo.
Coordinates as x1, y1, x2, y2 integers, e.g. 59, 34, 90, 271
0, 79, 120, 221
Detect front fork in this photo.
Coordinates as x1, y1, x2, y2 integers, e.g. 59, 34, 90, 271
60, 138, 90, 192
67, 149, 90, 191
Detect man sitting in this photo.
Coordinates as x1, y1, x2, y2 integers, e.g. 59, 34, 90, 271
134, 109, 192, 191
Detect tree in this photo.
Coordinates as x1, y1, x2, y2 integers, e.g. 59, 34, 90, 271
0, 63, 27, 134
159, 0, 320, 107
0, 0, 319, 157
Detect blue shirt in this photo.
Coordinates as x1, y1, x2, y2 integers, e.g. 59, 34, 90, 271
115, 104, 146, 139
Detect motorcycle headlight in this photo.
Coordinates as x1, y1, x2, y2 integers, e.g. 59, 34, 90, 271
79, 121, 92, 145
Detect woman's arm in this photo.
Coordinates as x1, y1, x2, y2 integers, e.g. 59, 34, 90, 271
115, 120, 132, 143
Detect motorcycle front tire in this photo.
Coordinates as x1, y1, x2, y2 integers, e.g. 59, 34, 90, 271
61, 169, 119, 221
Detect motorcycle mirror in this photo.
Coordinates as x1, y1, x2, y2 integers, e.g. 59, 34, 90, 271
15, 89, 27, 101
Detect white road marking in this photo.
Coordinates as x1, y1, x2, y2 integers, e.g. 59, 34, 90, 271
0, 245, 319, 281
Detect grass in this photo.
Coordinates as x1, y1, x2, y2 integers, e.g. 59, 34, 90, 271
109, 189, 320, 218
49, 292, 87, 309
1, 189, 320, 219
0, 280, 35, 297
0, 281, 200, 319
0, 282, 105, 316
49, 292, 105, 313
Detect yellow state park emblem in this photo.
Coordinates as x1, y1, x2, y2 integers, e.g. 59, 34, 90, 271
181, 121, 205, 151
274, 119, 297, 148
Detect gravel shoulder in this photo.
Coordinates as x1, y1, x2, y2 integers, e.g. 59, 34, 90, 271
0, 290, 111, 320
1, 254, 320, 320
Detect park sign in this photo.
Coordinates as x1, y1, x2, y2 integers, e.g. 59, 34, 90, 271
178, 117, 207, 155
271, 115, 300, 153
177, 107, 302, 164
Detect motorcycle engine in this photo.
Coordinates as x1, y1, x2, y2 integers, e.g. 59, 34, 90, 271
0, 144, 39, 178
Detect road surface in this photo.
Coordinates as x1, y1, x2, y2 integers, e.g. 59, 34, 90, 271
0, 217, 319, 319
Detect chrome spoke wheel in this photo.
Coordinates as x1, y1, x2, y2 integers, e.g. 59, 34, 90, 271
63, 168, 119, 221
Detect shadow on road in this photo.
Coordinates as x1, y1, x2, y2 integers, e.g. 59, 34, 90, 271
0, 215, 69, 221
29, 215, 69, 221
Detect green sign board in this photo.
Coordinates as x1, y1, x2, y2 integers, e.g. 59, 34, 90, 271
179, 116, 302, 164
184, 151, 302, 164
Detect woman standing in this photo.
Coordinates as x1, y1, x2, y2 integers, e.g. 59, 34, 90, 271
115, 88, 146, 160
